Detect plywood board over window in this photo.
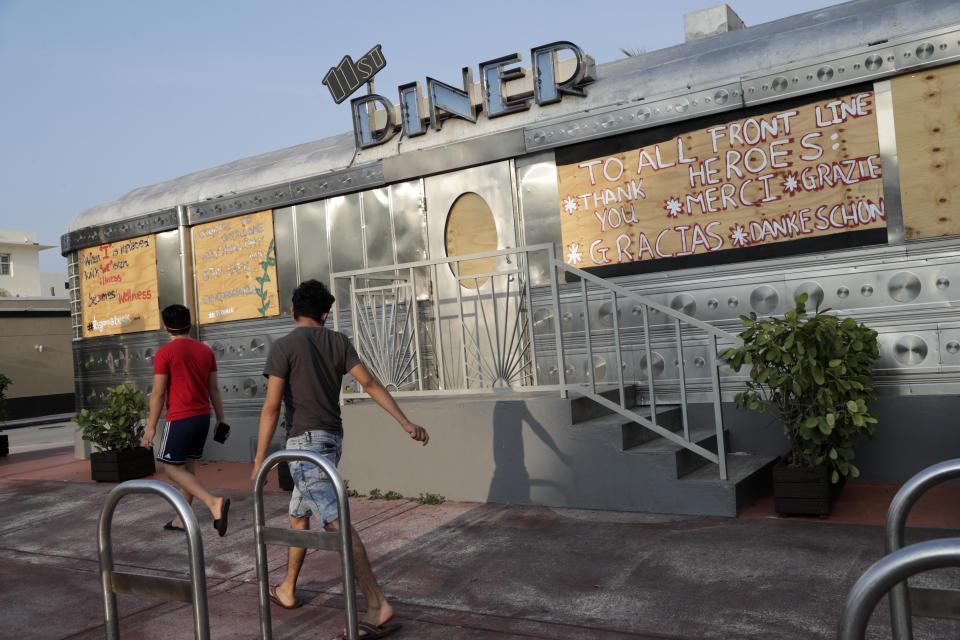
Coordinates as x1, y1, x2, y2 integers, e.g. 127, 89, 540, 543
892, 62, 960, 240
193, 209, 279, 324
79, 235, 160, 337
556, 91, 885, 270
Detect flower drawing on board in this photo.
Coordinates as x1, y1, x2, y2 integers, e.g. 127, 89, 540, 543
566, 242, 583, 265
781, 171, 801, 196
729, 224, 751, 248
563, 196, 579, 214
663, 196, 684, 218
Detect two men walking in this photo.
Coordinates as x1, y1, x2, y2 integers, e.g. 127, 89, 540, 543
147, 281, 428, 639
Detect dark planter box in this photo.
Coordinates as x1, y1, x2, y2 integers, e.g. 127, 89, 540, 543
0, 434, 7, 457
773, 462, 844, 517
90, 446, 155, 482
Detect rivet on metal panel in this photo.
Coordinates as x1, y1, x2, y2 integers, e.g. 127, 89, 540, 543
636, 107, 652, 121
750, 285, 779, 314
793, 283, 824, 310
707, 298, 719, 310
639, 352, 664, 378
916, 43, 935, 59
865, 54, 883, 71
670, 294, 696, 316
817, 66, 834, 82
727, 297, 739, 309
861, 285, 874, 297
837, 286, 850, 299
888, 271, 922, 303
947, 341, 960, 355
936, 277, 950, 290
675, 99, 689, 113
694, 357, 705, 368
894, 335, 928, 366
772, 76, 788, 92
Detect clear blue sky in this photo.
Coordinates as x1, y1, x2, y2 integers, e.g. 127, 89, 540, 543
0, 0, 842, 272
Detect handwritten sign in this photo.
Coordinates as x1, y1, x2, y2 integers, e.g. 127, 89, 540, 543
557, 91, 886, 269
193, 210, 279, 324
79, 235, 160, 337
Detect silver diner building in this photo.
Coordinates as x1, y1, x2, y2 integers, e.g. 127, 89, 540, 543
63, 0, 960, 516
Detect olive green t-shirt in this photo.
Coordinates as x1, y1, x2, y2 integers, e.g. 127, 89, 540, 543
262, 325, 361, 438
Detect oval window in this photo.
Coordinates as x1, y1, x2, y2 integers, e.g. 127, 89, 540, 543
445, 192, 498, 289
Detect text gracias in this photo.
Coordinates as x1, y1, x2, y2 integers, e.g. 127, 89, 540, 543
569, 93, 884, 265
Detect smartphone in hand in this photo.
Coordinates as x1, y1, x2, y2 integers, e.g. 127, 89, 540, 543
213, 421, 231, 443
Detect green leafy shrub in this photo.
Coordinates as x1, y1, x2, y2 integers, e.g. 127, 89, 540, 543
367, 488, 383, 500
74, 384, 148, 452
415, 493, 446, 505
0, 373, 11, 421
722, 293, 880, 483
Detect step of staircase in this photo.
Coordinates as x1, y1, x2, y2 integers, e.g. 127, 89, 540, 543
569, 386, 637, 423
623, 424, 731, 479
567, 388, 774, 517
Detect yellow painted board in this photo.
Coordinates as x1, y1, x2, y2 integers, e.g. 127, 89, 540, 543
891, 62, 960, 240
557, 91, 885, 269
79, 235, 161, 337
193, 210, 280, 324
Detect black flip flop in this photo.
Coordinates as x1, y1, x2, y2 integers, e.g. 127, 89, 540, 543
268, 585, 303, 610
162, 520, 185, 532
213, 498, 230, 537
333, 620, 402, 639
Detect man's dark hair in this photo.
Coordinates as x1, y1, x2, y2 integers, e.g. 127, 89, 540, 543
161, 304, 192, 335
292, 279, 335, 322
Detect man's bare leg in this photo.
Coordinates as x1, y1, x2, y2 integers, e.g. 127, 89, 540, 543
161, 461, 226, 523
168, 459, 197, 528
325, 519, 394, 627
272, 516, 308, 607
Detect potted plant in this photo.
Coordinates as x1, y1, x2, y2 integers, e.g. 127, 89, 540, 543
75, 383, 155, 482
722, 293, 880, 516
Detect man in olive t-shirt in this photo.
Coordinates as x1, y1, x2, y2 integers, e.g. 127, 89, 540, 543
252, 279, 428, 639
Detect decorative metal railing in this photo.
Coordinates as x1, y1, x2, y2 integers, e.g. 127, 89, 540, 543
332, 243, 740, 479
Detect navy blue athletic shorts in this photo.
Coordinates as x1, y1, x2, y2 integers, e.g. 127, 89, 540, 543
155, 414, 211, 465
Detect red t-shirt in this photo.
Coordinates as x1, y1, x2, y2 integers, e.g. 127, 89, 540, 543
153, 337, 217, 421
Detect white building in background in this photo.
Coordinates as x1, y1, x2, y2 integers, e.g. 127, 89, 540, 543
0, 230, 67, 298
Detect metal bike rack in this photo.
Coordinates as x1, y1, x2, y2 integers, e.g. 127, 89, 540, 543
253, 450, 359, 640
98, 479, 210, 640
884, 458, 960, 639
837, 538, 960, 640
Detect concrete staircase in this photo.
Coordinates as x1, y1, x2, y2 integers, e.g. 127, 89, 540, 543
569, 388, 775, 517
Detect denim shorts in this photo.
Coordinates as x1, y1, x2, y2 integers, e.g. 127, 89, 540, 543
285, 430, 343, 526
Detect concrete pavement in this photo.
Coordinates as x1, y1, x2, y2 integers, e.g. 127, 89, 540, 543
2, 444, 960, 638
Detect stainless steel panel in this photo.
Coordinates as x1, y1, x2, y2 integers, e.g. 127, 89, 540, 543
524, 82, 744, 151
391, 181, 426, 265
381, 130, 525, 184
741, 25, 960, 108
874, 79, 904, 245
273, 207, 296, 317
155, 229, 185, 310
362, 188, 393, 268
328, 193, 364, 304
517, 152, 561, 286
293, 201, 331, 284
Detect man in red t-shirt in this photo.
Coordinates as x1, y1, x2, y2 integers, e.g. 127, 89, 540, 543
144, 304, 230, 536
